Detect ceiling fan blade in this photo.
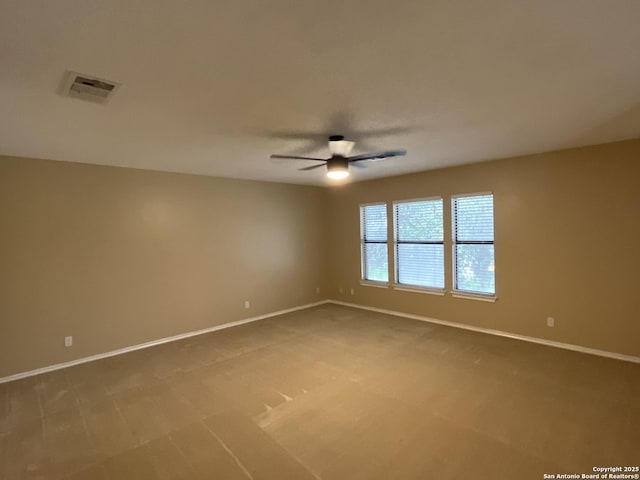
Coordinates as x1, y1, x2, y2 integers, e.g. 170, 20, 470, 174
348, 149, 407, 163
350, 162, 367, 169
298, 163, 327, 171
270, 154, 327, 161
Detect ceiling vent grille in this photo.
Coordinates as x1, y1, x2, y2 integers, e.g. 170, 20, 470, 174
62, 71, 120, 104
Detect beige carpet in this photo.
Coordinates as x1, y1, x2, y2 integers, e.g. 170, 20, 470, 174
1, 304, 638, 479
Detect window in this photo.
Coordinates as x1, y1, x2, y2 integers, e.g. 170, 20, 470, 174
394, 199, 444, 290
453, 193, 495, 295
360, 203, 388, 283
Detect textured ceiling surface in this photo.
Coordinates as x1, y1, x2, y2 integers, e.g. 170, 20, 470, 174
1, 0, 639, 185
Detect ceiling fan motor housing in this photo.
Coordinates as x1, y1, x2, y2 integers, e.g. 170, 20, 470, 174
327, 156, 349, 172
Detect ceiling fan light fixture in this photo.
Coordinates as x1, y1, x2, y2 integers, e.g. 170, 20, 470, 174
327, 168, 349, 180
326, 155, 349, 180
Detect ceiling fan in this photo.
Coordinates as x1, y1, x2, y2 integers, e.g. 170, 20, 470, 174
270, 135, 407, 180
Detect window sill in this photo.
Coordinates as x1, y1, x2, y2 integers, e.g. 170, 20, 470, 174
393, 285, 445, 296
360, 280, 389, 289
450, 291, 497, 303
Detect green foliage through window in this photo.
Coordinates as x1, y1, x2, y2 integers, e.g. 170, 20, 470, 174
453, 194, 495, 295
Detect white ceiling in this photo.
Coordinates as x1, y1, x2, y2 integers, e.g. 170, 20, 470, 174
1, 0, 640, 186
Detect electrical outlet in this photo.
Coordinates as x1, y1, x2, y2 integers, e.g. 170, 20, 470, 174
316, 287, 320, 295
339, 287, 343, 294
244, 300, 250, 309
350, 287, 355, 296
546, 317, 555, 327
64, 336, 73, 347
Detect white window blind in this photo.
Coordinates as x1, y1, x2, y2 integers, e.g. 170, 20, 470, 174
453, 194, 495, 295
394, 199, 444, 289
360, 204, 388, 282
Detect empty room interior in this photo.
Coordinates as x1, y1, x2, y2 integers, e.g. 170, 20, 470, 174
1, 1, 639, 479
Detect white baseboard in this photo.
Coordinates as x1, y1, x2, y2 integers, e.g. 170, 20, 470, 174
328, 300, 640, 364
0, 300, 330, 384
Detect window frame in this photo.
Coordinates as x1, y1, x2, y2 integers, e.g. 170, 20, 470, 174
451, 192, 496, 299
392, 196, 445, 294
359, 202, 390, 286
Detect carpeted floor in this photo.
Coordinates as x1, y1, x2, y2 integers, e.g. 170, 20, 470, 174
1, 304, 638, 479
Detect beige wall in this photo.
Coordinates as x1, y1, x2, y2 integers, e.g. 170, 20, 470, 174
0, 157, 329, 377
2, 139, 639, 378
327, 139, 640, 357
